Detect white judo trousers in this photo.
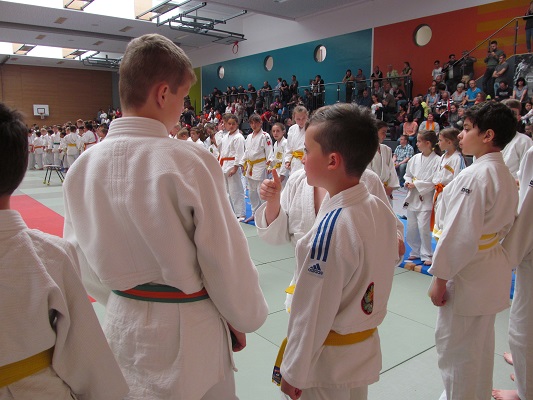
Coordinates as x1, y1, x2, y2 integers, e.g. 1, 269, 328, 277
404, 152, 440, 262
224, 170, 246, 218
248, 177, 262, 215
506, 147, 533, 400
429, 153, 518, 400
435, 283, 496, 400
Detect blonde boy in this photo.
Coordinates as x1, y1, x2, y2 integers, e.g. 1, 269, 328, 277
429, 102, 518, 400
63, 34, 268, 400
241, 113, 273, 222
279, 103, 399, 400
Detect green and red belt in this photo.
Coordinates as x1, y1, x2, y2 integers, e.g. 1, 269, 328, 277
113, 284, 209, 303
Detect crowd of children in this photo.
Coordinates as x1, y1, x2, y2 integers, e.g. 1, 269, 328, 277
3, 30, 533, 400
27, 120, 107, 171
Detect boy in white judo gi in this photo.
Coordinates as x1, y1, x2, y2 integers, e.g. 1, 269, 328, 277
492, 147, 533, 400
241, 113, 273, 223
0, 102, 128, 400
62, 34, 268, 400
276, 103, 399, 400
428, 102, 518, 400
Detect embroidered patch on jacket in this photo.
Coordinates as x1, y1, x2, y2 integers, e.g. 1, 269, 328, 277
361, 282, 374, 315
460, 187, 471, 195
307, 263, 324, 277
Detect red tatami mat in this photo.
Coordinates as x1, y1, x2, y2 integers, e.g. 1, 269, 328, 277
11, 194, 64, 237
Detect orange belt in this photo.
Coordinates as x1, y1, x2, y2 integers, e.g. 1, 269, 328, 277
430, 183, 445, 231
219, 156, 235, 166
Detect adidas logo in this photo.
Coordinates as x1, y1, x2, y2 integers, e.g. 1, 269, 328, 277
307, 263, 323, 276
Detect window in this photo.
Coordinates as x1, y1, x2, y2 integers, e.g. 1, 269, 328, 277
314, 45, 327, 62
217, 65, 225, 79
414, 25, 432, 47
264, 55, 274, 71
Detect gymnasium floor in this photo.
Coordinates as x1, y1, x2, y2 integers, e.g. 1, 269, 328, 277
13, 169, 517, 399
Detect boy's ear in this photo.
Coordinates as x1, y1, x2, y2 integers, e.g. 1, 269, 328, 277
483, 128, 496, 144
328, 152, 342, 170
156, 83, 170, 108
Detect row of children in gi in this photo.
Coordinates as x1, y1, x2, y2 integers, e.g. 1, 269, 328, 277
27, 122, 104, 170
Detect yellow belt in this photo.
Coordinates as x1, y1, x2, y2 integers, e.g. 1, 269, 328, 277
243, 157, 267, 176
432, 230, 499, 250
291, 150, 304, 160
272, 329, 376, 386
0, 347, 53, 388
67, 144, 77, 147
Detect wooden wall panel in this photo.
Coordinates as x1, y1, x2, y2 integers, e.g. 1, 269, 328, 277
0, 65, 112, 126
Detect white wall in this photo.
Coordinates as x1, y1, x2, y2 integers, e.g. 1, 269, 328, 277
188, 0, 500, 67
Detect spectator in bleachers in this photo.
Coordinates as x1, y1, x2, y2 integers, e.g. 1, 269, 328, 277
458, 50, 477, 80
402, 61, 413, 99
371, 80, 385, 99
492, 53, 509, 97
393, 134, 414, 187
371, 65, 383, 85
357, 88, 372, 108
342, 69, 356, 103
474, 91, 487, 106
512, 77, 529, 109
425, 85, 440, 111
495, 80, 512, 102
246, 83, 257, 103
465, 79, 481, 108
389, 104, 408, 141
402, 114, 419, 149
371, 94, 383, 118
442, 54, 461, 93
355, 68, 367, 99
451, 83, 467, 105
432, 60, 443, 81
483, 40, 504, 97
289, 75, 299, 96
418, 113, 440, 135
387, 64, 400, 87
393, 84, 407, 111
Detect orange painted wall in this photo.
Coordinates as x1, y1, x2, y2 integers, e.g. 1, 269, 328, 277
374, 0, 531, 96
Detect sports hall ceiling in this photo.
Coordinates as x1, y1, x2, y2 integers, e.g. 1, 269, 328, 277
0, 0, 369, 70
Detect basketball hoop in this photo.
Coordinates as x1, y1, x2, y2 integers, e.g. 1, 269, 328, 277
38, 111, 45, 120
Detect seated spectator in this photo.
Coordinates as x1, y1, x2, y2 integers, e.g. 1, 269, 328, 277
436, 104, 449, 128
357, 88, 372, 108
418, 113, 440, 134
389, 104, 408, 140
522, 100, 533, 124
438, 91, 453, 111
371, 94, 383, 118
393, 84, 407, 110
465, 79, 481, 107
495, 80, 512, 101
425, 86, 440, 111
371, 80, 384, 99
474, 91, 487, 105
408, 96, 424, 122
451, 83, 467, 105
512, 77, 529, 108
402, 114, 418, 148
393, 134, 414, 187
446, 103, 461, 129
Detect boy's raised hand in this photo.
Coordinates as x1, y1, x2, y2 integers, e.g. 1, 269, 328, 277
260, 168, 282, 202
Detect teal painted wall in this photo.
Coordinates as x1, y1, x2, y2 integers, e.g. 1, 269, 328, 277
202, 29, 372, 107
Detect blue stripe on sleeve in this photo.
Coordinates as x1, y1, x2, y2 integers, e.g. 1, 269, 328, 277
322, 208, 342, 261
311, 211, 330, 259
316, 211, 335, 261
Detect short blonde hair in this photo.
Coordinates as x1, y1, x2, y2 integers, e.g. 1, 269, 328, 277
119, 34, 196, 110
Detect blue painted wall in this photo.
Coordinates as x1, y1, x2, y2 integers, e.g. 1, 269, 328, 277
202, 29, 372, 107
